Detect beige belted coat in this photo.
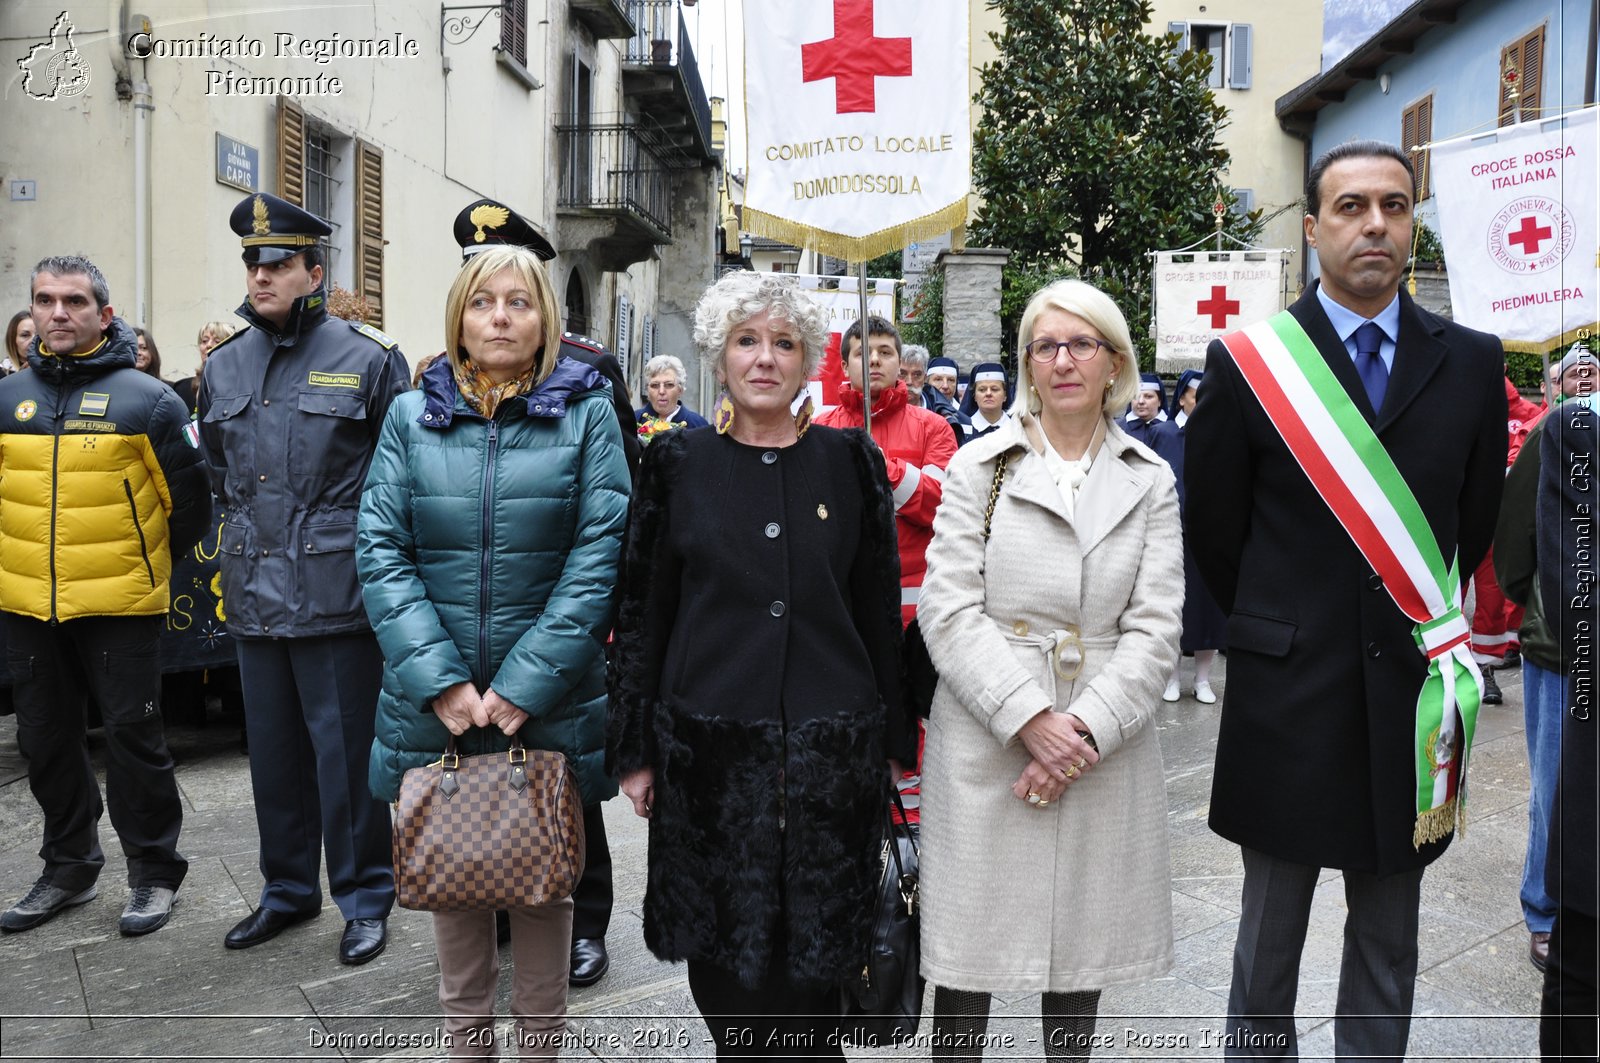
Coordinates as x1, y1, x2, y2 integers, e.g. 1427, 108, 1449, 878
917, 411, 1184, 993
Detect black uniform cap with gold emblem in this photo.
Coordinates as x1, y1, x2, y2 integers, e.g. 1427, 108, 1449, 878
230, 192, 333, 265
454, 197, 556, 262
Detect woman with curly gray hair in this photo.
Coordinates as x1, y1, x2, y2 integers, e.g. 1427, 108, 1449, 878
608, 271, 914, 1059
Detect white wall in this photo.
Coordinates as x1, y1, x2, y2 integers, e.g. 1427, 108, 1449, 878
1, 0, 568, 376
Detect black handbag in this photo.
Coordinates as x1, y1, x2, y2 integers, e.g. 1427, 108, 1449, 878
903, 617, 938, 718
839, 784, 924, 1047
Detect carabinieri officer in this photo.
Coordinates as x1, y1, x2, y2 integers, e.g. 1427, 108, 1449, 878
199, 192, 408, 965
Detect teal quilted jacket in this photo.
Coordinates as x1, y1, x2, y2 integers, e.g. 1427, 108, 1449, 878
358, 355, 629, 803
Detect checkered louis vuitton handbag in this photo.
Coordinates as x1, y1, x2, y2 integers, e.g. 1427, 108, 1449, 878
393, 735, 586, 911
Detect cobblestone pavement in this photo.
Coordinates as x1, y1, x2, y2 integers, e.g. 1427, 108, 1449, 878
0, 657, 1547, 1061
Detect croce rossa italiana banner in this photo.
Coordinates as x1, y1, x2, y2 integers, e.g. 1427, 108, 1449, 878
742, 0, 970, 261
1430, 108, 1597, 352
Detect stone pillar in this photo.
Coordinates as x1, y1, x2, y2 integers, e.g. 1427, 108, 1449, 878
1409, 269, 1453, 320
937, 247, 1009, 372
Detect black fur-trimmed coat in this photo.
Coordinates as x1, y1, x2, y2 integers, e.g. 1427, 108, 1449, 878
607, 424, 913, 988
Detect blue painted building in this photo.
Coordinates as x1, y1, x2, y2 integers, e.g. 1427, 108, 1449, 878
1277, 0, 1597, 284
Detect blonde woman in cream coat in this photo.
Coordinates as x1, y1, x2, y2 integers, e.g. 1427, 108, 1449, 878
917, 279, 1184, 1061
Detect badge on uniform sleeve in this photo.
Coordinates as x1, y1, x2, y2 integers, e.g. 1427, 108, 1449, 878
182, 421, 201, 448
14, 400, 37, 421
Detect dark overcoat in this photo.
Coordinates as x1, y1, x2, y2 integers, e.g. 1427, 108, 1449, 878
1186, 284, 1506, 875
607, 424, 913, 988
1539, 401, 1599, 918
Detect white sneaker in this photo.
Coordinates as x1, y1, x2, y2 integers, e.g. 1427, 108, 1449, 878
1194, 682, 1217, 705
1162, 677, 1181, 702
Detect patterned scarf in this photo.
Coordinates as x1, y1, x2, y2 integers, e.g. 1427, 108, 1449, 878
455, 359, 537, 419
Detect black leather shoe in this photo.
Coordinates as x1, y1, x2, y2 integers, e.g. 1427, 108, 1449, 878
224, 906, 318, 950
1482, 668, 1504, 705
339, 917, 387, 966
569, 937, 609, 987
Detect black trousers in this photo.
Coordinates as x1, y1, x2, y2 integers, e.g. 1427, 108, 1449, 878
570, 801, 613, 941
686, 941, 844, 1062
235, 634, 393, 920
5, 613, 186, 891
1541, 907, 1599, 1062
1228, 846, 1423, 1061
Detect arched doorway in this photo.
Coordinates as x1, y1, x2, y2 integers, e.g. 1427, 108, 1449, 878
565, 270, 589, 338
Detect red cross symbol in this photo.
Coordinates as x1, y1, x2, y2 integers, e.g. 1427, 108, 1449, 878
801, 0, 913, 114
1508, 215, 1553, 255
1196, 285, 1241, 330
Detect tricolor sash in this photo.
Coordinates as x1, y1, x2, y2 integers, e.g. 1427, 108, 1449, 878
1219, 311, 1482, 849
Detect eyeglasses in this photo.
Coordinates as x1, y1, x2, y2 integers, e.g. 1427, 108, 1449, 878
1025, 336, 1114, 363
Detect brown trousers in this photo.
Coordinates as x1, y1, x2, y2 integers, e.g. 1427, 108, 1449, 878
432, 899, 573, 1061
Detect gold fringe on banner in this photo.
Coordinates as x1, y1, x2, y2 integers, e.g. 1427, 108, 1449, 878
743, 198, 970, 264
1502, 323, 1600, 355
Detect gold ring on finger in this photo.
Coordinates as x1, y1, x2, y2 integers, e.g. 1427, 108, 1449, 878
1074, 756, 1087, 770
1037, 799, 1050, 807
1027, 792, 1041, 804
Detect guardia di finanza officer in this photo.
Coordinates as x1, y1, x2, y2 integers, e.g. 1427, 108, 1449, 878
199, 193, 409, 965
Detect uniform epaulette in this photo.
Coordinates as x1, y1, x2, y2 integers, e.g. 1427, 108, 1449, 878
206, 327, 250, 356
349, 321, 399, 349
561, 331, 606, 355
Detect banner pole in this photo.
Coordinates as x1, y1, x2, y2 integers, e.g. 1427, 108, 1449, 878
859, 258, 872, 438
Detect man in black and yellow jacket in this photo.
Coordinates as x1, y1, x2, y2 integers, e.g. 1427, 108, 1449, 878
0, 256, 210, 937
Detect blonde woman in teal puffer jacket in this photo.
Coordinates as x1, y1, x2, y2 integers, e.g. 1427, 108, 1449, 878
356, 246, 629, 1060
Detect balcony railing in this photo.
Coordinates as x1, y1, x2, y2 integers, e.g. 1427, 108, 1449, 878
556, 122, 676, 239
623, 0, 713, 159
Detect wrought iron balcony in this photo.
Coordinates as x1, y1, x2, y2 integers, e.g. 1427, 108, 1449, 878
556, 121, 681, 242
622, 0, 714, 160
570, 0, 634, 39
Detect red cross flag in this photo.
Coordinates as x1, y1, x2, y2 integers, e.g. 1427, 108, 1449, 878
742, 0, 970, 260
1430, 107, 1597, 351
1153, 250, 1288, 370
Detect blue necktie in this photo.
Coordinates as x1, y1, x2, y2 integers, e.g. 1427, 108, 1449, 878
1354, 321, 1388, 413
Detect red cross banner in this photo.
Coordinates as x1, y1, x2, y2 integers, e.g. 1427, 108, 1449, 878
1430, 108, 1597, 352
1153, 250, 1288, 370
741, 0, 970, 260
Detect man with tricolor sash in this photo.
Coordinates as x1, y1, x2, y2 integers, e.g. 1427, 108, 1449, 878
1187, 141, 1507, 1060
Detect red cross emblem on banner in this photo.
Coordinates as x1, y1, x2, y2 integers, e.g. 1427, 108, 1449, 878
801, 0, 913, 114
1196, 285, 1241, 330
1508, 215, 1553, 255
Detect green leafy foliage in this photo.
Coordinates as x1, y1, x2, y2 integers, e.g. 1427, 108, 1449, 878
1411, 220, 1445, 268
900, 268, 946, 357
967, 0, 1261, 363
1505, 339, 1591, 393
